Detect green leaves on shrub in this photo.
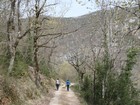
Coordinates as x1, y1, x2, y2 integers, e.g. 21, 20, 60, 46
11, 51, 28, 78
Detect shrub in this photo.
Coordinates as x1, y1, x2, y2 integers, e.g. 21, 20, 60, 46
2, 79, 23, 105
10, 51, 28, 78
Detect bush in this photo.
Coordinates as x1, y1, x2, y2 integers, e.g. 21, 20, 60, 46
81, 76, 93, 105
10, 51, 28, 78
0, 49, 10, 69
80, 48, 140, 105
2, 79, 23, 105
39, 60, 50, 77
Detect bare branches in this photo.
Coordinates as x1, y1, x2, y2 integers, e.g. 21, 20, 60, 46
37, 26, 81, 39
37, 45, 57, 48
115, 5, 140, 18
36, 0, 47, 18
18, 28, 31, 39
46, 3, 58, 7
38, 35, 60, 46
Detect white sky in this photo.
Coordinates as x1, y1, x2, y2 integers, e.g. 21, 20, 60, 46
52, 0, 133, 17
49, 0, 99, 17
23, 0, 130, 18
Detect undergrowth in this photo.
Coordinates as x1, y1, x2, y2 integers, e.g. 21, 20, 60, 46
2, 79, 23, 105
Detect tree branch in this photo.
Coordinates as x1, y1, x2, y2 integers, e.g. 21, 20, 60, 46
115, 5, 140, 18
18, 28, 31, 39
37, 34, 61, 47
37, 26, 81, 39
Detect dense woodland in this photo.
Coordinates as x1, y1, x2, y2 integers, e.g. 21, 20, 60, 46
0, 0, 140, 105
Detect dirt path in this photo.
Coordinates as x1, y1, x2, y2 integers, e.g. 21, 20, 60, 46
49, 86, 81, 105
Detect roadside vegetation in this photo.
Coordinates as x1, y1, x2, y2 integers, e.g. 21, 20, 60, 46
0, 0, 140, 105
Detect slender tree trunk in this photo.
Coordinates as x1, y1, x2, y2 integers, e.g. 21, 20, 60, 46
93, 70, 96, 104
7, 0, 16, 74
32, 0, 47, 87
34, 45, 40, 87
8, 47, 16, 74
34, 3, 40, 86
78, 73, 81, 90
102, 80, 105, 99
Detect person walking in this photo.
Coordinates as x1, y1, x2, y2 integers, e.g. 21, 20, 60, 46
66, 80, 70, 91
56, 78, 60, 90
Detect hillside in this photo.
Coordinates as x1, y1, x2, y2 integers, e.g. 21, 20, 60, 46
0, 1, 140, 104
0, 66, 55, 105
51, 8, 140, 88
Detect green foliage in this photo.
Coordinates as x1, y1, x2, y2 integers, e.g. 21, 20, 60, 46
11, 51, 28, 78
24, 33, 34, 66
0, 47, 10, 68
24, 46, 33, 66
72, 83, 79, 92
81, 76, 93, 105
39, 59, 50, 77
0, 32, 10, 68
59, 61, 78, 81
116, 47, 140, 105
125, 48, 138, 71
81, 47, 140, 105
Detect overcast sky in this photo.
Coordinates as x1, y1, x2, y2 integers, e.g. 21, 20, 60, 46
25, 0, 129, 18
50, 0, 130, 17
50, 0, 99, 17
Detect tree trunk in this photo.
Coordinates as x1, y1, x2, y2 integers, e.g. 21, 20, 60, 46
102, 80, 105, 99
7, 0, 16, 74
34, 46, 40, 87
8, 47, 16, 74
93, 70, 96, 104
78, 73, 81, 90
78, 72, 84, 90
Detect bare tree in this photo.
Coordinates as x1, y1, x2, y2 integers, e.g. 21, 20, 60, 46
66, 35, 87, 89
7, 0, 30, 74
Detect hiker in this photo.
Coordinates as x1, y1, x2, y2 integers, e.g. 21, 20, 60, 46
56, 78, 60, 90
66, 80, 70, 91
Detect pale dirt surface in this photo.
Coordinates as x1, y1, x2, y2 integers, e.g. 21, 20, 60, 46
49, 86, 81, 105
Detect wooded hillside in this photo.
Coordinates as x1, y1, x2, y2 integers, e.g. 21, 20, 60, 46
0, 0, 140, 105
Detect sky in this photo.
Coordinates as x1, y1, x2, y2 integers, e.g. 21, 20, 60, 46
24, 0, 129, 18
49, 0, 99, 17
22, 0, 98, 18
50, 0, 130, 17
64, 0, 99, 17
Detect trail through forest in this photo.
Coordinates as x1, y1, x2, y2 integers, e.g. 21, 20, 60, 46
49, 85, 81, 105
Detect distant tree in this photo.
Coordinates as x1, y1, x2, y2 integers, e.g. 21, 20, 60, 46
66, 41, 87, 89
